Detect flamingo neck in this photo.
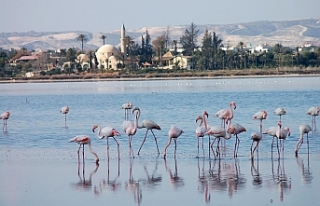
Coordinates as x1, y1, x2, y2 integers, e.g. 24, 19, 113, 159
202, 113, 208, 131
229, 103, 234, 119
88, 142, 99, 162
96, 125, 104, 139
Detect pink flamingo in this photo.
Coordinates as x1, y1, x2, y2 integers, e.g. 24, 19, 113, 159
0, 111, 10, 131
69, 135, 99, 163
122, 102, 133, 120
195, 111, 209, 157
206, 126, 231, 156
274, 107, 286, 122
250, 132, 262, 160
133, 107, 161, 155
253, 110, 268, 134
275, 121, 291, 159
122, 107, 140, 157
227, 123, 246, 158
92, 124, 121, 160
60, 106, 69, 127
295, 124, 312, 157
214, 101, 236, 128
306, 106, 320, 132
163, 125, 184, 158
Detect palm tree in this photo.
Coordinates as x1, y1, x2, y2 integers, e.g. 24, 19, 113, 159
77, 34, 88, 53
100, 35, 106, 45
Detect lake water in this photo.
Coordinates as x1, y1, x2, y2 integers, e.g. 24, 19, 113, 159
0, 76, 320, 206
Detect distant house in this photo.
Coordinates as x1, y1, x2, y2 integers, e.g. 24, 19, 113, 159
152, 51, 193, 69
16, 55, 38, 62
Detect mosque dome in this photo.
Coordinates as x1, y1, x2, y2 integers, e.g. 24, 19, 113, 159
96, 44, 119, 56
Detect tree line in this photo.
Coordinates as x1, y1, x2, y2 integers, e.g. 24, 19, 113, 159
0, 22, 320, 77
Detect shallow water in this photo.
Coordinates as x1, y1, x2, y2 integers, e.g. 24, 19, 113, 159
0, 76, 320, 205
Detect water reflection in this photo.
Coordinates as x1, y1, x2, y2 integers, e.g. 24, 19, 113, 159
94, 158, 121, 195
139, 156, 162, 190
164, 157, 185, 189
226, 159, 247, 198
208, 158, 227, 192
295, 156, 313, 184
125, 158, 142, 205
251, 158, 262, 188
267, 157, 292, 202
70, 160, 99, 192
198, 158, 210, 204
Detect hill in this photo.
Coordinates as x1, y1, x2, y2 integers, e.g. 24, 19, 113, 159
0, 19, 319, 51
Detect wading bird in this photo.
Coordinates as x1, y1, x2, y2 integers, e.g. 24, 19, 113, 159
69, 135, 99, 163
0, 111, 10, 131
295, 124, 312, 157
122, 107, 140, 157
122, 102, 133, 120
163, 125, 184, 158
60, 106, 69, 127
214, 101, 236, 128
92, 124, 121, 160
227, 123, 246, 158
250, 132, 262, 160
275, 121, 291, 159
133, 107, 161, 155
195, 111, 210, 157
253, 110, 268, 134
274, 107, 286, 122
306, 106, 319, 132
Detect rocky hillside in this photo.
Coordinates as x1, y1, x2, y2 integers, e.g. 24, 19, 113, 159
1, 19, 319, 51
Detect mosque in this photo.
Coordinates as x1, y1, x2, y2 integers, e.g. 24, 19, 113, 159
75, 24, 126, 70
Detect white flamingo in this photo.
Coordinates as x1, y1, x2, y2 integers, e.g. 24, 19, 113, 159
214, 101, 236, 128
122, 107, 140, 157
0, 111, 10, 131
274, 107, 286, 122
275, 121, 291, 159
163, 125, 184, 158
295, 124, 312, 156
195, 111, 210, 157
306, 106, 319, 132
69, 135, 99, 163
206, 126, 231, 156
122, 102, 133, 120
92, 124, 121, 160
227, 123, 246, 158
250, 132, 262, 160
60, 106, 69, 127
253, 110, 268, 134
132, 107, 161, 155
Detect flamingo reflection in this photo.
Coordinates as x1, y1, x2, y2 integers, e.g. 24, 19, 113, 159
139, 156, 162, 190
295, 156, 313, 184
208, 157, 227, 192
251, 158, 262, 188
94, 158, 121, 195
226, 159, 246, 198
198, 158, 210, 204
125, 158, 142, 205
164, 156, 185, 189
268, 156, 292, 202
71, 157, 99, 192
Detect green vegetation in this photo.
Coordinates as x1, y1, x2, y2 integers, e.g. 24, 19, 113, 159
0, 22, 319, 81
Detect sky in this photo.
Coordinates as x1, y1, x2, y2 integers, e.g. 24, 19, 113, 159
1, 0, 320, 33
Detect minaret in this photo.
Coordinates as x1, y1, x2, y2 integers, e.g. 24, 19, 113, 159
120, 24, 126, 55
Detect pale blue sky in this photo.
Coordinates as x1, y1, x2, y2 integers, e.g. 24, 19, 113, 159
1, 0, 319, 32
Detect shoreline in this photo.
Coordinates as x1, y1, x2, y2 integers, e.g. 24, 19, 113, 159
1, 73, 320, 84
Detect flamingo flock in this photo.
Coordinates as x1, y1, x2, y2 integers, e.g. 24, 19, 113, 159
2, 102, 318, 163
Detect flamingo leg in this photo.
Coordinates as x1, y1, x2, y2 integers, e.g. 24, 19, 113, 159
150, 130, 160, 154
276, 138, 280, 160
216, 138, 220, 156
197, 138, 200, 158
174, 139, 177, 158
112, 137, 120, 160
138, 130, 149, 155
250, 141, 255, 158
236, 136, 240, 157
307, 133, 310, 155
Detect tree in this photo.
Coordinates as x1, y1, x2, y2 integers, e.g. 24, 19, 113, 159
180, 22, 199, 56
200, 29, 212, 70
77, 34, 88, 53
100, 35, 106, 45
66, 48, 77, 74
152, 34, 166, 66
139, 30, 153, 65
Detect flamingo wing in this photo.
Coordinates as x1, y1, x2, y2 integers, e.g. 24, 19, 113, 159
169, 125, 183, 138
141, 119, 161, 130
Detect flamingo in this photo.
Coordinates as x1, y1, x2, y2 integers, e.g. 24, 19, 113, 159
122, 102, 133, 120
60, 106, 69, 127
163, 125, 184, 158
92, 124, 121, 160
69, 135, 99, 163
275, 121, 291, 159
195, 111, 210, 157
206, 126, 231, 156
227, 123, 246, 158
0, 111, 10, 131
294, 124, 312, 157
306, 106, 320, 132
132, 107, 161, 155
214, 101, 236, 128
250, 132, 262, 160
274, 107, 286, 122
253, 110, 268, 134
122, 107, 140, 157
